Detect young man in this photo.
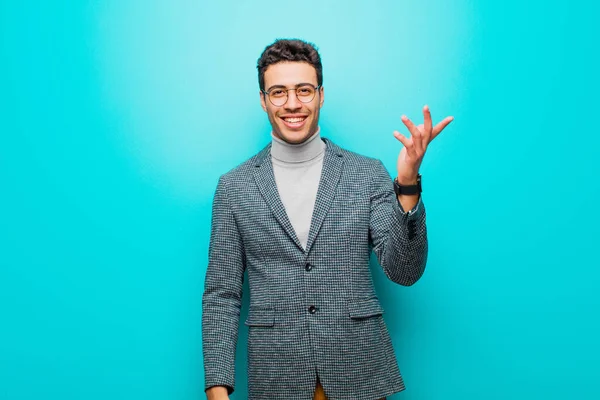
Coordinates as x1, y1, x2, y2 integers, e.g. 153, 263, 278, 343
202, 39, 453, 400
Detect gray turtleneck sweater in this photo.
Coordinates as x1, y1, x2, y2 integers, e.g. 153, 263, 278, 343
271, 129, 326, 250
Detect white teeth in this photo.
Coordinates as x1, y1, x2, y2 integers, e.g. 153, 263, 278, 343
284, 117, 305, 123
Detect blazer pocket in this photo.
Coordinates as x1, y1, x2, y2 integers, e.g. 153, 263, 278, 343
348, 297, 384, 319
245, 307, 275, 327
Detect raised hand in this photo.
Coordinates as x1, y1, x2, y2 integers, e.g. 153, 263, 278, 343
393, 105, 453, 184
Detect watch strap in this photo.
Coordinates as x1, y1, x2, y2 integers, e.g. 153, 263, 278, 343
394, 174, 422, 196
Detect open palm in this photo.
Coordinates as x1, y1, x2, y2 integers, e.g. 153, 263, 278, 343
393, 105, 454, 183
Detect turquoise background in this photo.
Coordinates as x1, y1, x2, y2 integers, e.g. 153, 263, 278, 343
1, 1, 598, 399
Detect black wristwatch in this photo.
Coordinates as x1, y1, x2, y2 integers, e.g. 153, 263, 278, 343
394, 174, 422, 196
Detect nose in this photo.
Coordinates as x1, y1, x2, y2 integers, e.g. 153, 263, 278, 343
284, 90, 302, 110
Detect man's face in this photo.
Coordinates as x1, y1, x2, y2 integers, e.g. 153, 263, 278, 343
260, 61, 324, 144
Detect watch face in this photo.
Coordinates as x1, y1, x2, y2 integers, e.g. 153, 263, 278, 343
394, 179, 402, 196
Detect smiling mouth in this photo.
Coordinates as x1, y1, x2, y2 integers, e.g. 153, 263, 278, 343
279, 115, 308, 129
281, 116, 307, 123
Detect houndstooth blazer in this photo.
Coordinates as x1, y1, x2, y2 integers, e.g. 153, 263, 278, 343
202, 138, 428, 400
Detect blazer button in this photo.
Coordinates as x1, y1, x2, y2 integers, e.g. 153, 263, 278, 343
305, 263, 313, 272
308, 305, 317, 314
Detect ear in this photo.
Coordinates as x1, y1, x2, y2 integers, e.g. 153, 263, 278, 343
259, 91, 267, 112
319, 86, 325, 108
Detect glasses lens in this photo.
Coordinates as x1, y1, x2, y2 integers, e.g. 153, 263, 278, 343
269, 89, 287, 106
296, 85, 316, 103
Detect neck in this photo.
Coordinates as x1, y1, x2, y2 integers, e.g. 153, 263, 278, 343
271, 128, 325, 163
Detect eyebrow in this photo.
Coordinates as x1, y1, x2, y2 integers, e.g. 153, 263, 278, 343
265, 82, 317, 92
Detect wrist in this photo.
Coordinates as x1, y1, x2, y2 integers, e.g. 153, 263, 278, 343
394, 174, 422, 197
206, 386, 229, 399
397, 177, 418, 185
396, 173, 419, 186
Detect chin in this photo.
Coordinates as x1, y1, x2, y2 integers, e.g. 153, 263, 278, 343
284, 132, 311, 144
276, 128, 313, 145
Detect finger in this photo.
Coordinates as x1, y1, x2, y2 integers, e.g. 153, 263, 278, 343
423, 105, 432, 143
431, 116, 454, 141
417, 123, 427, 151
401, 115, 423, 155
393, 131, 417, 158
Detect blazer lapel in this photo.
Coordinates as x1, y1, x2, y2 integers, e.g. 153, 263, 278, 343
305, 139, 344, 253
253, 144, 304, 252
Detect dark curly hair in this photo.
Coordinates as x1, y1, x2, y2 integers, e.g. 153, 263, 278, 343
257, 39, 323, 91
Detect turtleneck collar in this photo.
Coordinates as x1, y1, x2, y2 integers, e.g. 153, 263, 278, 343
271, 128, 326, 164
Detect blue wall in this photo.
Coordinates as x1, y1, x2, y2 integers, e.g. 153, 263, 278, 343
1, 1, 598, 399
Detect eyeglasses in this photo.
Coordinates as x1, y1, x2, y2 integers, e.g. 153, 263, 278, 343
262, 84, 321, 107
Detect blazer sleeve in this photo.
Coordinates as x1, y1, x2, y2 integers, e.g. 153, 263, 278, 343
202, 176, 246, 394
369, 160, 428, 286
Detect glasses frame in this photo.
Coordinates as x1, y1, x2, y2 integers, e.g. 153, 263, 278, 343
261, 84, 322, 106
